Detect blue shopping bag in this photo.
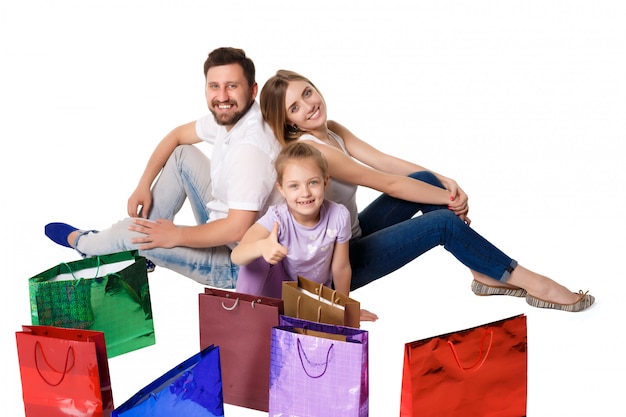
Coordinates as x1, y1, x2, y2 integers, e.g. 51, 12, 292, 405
112, 345, 224, 417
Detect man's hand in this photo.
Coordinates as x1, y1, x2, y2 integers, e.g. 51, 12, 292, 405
127, 187, 153, 218
129, 218, 180, 250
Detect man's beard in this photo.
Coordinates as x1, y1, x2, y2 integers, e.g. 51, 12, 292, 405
210, 98, 254, 127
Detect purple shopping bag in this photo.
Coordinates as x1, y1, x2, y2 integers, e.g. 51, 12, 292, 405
269, 315, 368, 417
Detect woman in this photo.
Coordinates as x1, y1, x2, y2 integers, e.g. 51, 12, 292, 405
259, 69, 594, 312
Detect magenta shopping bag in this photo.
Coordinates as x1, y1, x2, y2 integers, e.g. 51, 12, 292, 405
269, 315, 368, 417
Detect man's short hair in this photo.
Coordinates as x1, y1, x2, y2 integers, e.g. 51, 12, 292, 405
203, 47, 255, 87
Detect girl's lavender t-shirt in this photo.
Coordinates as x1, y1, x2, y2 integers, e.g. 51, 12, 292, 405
257, 200, 351, 287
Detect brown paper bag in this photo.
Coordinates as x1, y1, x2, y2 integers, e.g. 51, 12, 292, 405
282, 275, 360, 328
198, 288, 283, 412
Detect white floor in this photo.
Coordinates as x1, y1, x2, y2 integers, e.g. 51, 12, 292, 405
1, 1, 624, 416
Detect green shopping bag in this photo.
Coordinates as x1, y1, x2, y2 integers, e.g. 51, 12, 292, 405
29, 250, 155, 358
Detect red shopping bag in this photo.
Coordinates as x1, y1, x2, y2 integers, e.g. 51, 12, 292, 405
199, 288, 284, 412
400, 314, 527, 417
15, 325, 114, 417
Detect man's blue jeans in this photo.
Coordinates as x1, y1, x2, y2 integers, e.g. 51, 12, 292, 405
75, 145, 239, 288
349, 171, 517, 291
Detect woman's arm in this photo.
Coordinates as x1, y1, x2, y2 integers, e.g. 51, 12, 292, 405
325, 120, 469, 219
328, 120, 430, 176
303, 137, 452, 206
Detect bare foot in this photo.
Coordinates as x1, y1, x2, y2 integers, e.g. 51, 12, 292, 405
472, 273, 523, 290
67, 230, 80, 248
507, 265, 582, 305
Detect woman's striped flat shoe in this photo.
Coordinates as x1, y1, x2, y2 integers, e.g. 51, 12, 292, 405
471, 280, 527, 297
526, 290, 595, 312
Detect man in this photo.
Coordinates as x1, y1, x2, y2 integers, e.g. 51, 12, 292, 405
45, 47, 283, 288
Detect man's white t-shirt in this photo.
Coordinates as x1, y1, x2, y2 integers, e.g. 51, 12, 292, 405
195, 101, 283, 228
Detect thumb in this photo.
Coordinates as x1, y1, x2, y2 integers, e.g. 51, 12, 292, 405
270, 221, 279, 241
141, 202, 151, 219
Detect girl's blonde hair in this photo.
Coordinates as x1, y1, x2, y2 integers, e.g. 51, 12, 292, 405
274, 142, 328, 185
260, 70, 324, 146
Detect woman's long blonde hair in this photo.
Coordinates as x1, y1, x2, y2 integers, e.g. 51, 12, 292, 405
260, 70, 324, 146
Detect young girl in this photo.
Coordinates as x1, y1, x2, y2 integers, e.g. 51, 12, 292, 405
232, 142, 350, 297
258, 69, 594, 313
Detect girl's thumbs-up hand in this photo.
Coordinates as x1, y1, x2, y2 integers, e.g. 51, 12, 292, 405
262, 221, 288, 264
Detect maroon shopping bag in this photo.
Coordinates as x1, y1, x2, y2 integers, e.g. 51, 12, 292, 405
399, 314, 527, 417
199, 288, 283, 412
15, 325, 114, 417
269, 315, 368, 417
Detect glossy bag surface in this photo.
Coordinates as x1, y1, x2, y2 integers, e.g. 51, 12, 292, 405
400, 314, 527, 417
15, 325, 114, 417
269, 315, 368, 417
282, 275, 360, 328
199, 288, 283, 412
29, 250, 155, 357
112, 345, 224, 417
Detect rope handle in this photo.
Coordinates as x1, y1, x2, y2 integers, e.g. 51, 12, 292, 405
60, 255, 102, 284
447, 329, 494, 374
296, 296, 322, 322
314, 284, 340, 305
221, 297, 239, 310
219, 294, 265, 310
297, 338, 334, 379
315, 283, 324, 301
34, 341, 75, 386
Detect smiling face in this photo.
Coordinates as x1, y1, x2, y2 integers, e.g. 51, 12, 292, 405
284, 80, 327, 133
277, 156, 329, 227
205, 63, 257, 128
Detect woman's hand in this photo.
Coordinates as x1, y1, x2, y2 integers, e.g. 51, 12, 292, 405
440, 176, 471, 225
360, 308, 379, 322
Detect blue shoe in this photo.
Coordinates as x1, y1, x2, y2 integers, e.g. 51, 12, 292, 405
146, 259, 156, 273
45, 222, 79, 248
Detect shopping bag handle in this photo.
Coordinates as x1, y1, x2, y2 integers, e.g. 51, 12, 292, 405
297, 338, 334, 379
220, 296, 266, 310
61, 255, 102, 282
34, 341, 75, 386
314, 284, 340, 305
221, 297, 239, 310
296, 296, 322, 322
447, 329, 493, 373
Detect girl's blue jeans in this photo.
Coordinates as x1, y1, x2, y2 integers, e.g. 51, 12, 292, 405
349, 171, 517, 291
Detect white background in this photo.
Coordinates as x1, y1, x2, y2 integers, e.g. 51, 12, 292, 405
1, 1, 624, 416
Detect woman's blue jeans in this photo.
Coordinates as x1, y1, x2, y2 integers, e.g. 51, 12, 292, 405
349, 171, 517, 291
